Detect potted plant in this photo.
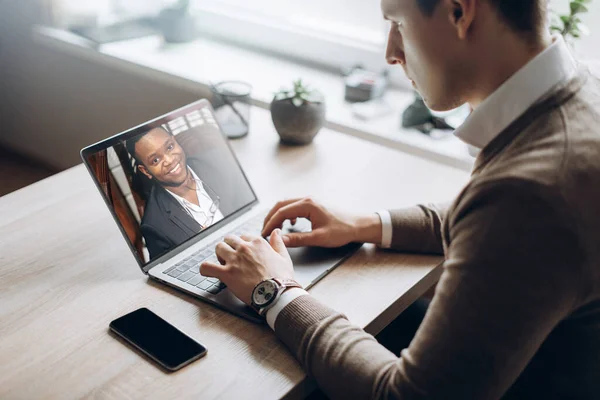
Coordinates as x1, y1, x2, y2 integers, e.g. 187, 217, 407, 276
157, 0, 199, 43
550, 0, 592, 45
270, 79, 326, 145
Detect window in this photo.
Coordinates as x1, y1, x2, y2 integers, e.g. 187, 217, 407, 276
55, 0, 600, 87
206, 0, 386, 46
187, 0, 389, 74
58, 0, 390, 74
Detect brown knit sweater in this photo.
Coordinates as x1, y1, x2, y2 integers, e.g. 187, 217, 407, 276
274, 67, 600, 399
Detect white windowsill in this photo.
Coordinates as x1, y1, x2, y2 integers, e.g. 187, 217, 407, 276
33, 26, 474, 171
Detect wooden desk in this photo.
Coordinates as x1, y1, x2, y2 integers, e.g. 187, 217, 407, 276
0, 107, 470, 399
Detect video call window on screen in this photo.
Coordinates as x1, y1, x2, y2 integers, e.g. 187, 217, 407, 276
86, 102, 255, 265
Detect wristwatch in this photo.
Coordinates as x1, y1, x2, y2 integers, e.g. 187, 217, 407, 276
251, 278, 303, 316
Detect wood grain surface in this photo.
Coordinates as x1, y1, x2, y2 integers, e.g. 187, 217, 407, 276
0, 106, 470, 399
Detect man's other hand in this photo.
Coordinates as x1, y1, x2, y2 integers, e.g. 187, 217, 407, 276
261, 197, 383, 248
200, 230, 295, 306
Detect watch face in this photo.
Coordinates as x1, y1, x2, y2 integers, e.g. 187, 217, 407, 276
252, 280, 278, 307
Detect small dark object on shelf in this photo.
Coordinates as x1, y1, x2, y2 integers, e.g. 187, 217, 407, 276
344, 65, 388, 103
402, 93, 454, 135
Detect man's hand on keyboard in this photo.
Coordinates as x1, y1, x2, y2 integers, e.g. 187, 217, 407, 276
261, 197, 383, 248
200, 229, 295, 306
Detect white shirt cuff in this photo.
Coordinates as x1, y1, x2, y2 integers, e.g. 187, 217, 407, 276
376, 210, 393, 248
265, 288, 310, 330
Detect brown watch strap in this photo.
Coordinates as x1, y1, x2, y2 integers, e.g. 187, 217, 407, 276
273, 278, 303, 291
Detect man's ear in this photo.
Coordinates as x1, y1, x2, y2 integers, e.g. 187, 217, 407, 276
138, 164, 153, 180
447, 0, 476, 40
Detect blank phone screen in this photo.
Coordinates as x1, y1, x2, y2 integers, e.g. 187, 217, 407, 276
110, 308, 206, 370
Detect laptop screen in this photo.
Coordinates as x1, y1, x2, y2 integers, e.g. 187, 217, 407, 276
82, 99, 257, 268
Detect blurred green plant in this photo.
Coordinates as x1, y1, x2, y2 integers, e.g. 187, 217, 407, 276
178, 0, 191, 9
274, 79, 324, 107
550, 0, 592, 41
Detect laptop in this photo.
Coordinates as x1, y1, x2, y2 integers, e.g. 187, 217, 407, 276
81, 99, 361, 323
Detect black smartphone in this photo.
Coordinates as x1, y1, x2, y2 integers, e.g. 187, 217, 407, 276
109, 308, 207, 371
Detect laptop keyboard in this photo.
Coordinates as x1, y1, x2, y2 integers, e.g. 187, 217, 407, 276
162, 213, 266, 295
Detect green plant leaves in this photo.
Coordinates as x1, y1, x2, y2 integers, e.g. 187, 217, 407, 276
571, 2, 589, 14
273, 78, 324, 107
571, 0, 592, 15
551, 0, 592, 41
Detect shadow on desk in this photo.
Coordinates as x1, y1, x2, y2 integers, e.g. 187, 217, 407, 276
145, 244, 438, 400
0, 146, 57, 197
145, 278, 301, 383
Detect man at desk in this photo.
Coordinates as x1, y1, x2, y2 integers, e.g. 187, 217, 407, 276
202, 0, 600, 398
126, 126, 230, 259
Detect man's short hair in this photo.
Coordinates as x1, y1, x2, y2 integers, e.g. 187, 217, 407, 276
417, 0, 547, 35
125, 126, 172, 164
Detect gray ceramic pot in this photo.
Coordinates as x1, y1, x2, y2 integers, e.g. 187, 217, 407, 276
270, 99, 326, 145
158, 8, 198, 43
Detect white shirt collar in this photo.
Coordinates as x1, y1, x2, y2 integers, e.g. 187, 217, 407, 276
454, 35, 577, 150
167, 168, 209, 206
186, 167, 201, 185
166, 167, 223, 226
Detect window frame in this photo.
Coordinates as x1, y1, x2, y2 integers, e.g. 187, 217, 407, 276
189, 2, 409, 87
